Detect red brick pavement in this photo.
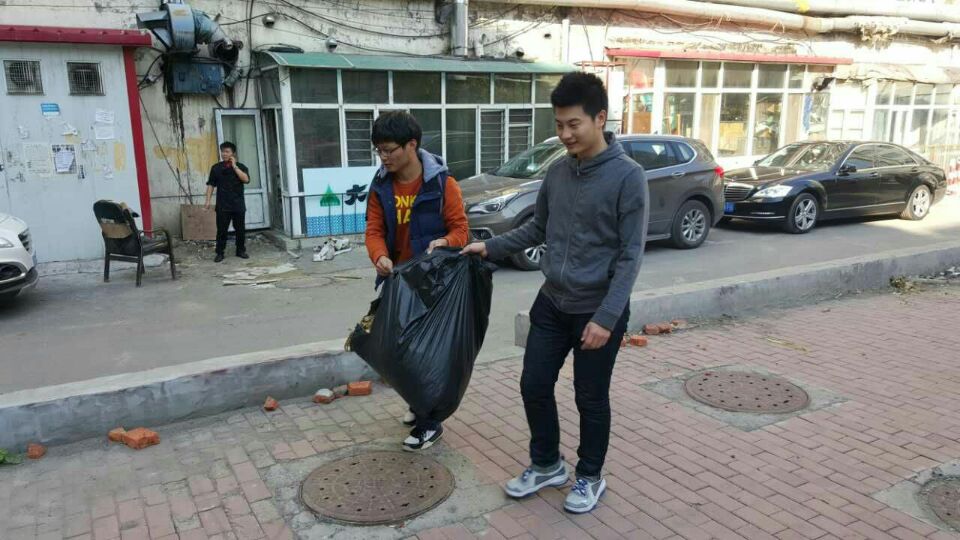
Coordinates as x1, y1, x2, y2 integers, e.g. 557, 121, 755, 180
2, 287, 960, 539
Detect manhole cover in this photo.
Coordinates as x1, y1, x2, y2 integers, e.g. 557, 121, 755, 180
924, 478, 960, 530
683, 371, 809, 413
301, 451, 455, 526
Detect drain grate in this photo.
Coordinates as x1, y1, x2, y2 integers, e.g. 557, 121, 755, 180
301, 451, 455, 526
683, 371, 809, 414
924, 478, 960, 530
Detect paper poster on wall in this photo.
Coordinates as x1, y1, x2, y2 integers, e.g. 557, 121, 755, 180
23, 143, 53, 177
95, 109, 115, 124
94, 125, 115, 140
302, 166, 377, 236
54, 148, 75, 173
41, 103, 60, 117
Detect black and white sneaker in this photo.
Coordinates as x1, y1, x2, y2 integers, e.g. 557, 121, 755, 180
402, 425, 443, 452
401, 410, 417, 427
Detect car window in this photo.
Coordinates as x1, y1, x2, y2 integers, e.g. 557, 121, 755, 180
673, 142, 695, 163
844, 146, 875, 170
492, 142, 563, 179
757, 144, 806, 168
875, 145, 917, 168
626, 141, 680, 170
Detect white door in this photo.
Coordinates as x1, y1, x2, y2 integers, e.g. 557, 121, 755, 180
215, 109, 270, 229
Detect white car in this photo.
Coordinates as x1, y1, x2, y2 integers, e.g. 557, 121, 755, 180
0, 212, 38, 302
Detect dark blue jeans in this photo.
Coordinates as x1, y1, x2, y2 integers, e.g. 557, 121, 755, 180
521, 293, 629, 478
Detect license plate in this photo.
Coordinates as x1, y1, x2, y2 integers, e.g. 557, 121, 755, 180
724, 202, 735, 213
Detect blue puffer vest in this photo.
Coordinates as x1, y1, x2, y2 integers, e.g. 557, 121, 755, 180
369, 149, 449, 286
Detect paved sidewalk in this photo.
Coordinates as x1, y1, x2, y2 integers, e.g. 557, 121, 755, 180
3, 285, 960, 539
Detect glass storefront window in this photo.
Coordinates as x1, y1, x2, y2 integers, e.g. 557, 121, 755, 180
915, 84, 934, 106
931, 110, 949, 145
665, 60, 697, 87
699, 94, 718, 149
625, 58, 655, 90
495, 74, 532, 104
875, 81, 893, 105
293, 109, 341, 181
536, 74, 562, 103
629, 93, 653, 134
910, 109, 929, 148
832, 82, 866, 109
534, 107, 554, 144
718, 93, 749, 156
894, 82, 913, 105
662, 93, 695, 137
758, 64, 787, 89
846, 110, 864, 140
935, 84, 952, 106
291, 69, 337, 103
342, 71, 388, 104
754, 93, 783, 156
788, 65, 805, 89
260, 69, 281, 105
873, 110, 890, 141
702, 62, 720, 88
723, 63, 753, 88
411, 109, 442, 154
394, 72, 441, 103
445, 109, 476, 179
446, 73, 490, 104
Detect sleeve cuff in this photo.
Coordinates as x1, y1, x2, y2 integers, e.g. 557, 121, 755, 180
590, 307, 622, 332
484, 238, 505, 260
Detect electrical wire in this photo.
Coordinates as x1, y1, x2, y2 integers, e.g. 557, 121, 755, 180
274, 0, 449, 38
138, 52, 165, 89
138, 93, 193, 201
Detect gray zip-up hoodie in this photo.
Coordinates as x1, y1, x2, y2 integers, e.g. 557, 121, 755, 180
485, 132, 648, 330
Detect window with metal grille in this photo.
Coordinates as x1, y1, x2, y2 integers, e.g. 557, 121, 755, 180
345, 111, 374, 167
67, 62, 103, 95
508, 109, 533, 159
4, 60, 43, 95
480, 110, 505, 172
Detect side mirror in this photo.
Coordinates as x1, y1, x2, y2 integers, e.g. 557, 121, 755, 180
839, 164, 857, 175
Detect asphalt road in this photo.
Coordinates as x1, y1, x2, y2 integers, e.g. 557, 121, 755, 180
2, 197, 959, 394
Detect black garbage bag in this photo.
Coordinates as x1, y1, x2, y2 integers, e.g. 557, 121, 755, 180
347, 248, 495, 423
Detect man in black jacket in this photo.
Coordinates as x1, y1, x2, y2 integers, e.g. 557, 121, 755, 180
205, 141, 250, 262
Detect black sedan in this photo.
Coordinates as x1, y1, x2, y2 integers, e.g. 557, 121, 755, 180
723, 141, 947, 233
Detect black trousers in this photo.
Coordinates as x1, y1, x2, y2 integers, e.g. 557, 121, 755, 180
215, 210, 246, 256
521, 292, 629, 478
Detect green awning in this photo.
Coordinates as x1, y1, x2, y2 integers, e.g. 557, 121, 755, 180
259, 51, 574, 74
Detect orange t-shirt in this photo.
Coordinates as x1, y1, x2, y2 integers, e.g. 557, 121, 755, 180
365, 175, 468, 265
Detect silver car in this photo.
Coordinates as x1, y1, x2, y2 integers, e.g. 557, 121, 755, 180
460, 135, 725, 270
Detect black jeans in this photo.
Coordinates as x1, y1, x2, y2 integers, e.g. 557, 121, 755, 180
215, 210, 246, 256
521, 292, 629, 478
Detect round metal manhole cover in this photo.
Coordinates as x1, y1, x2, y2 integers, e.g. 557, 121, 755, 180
923, 478, 960, 530
683, 371, 809, 414
301, 451, 455, 526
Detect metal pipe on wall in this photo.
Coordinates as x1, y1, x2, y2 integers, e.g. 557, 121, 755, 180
701, 0, 960, 26
452, 0, 469, 56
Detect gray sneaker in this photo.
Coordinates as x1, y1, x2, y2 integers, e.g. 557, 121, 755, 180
504, 462, 568, 498
563, 477, 606, 514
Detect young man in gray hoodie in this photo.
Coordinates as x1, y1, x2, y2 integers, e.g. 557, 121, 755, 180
462, 72, 648, 513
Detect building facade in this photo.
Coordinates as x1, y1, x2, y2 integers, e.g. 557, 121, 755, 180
1, 0, 959, 260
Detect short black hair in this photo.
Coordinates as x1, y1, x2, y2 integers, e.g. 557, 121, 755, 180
220, 141, 237, 153
550, 72, 608, 118
372, 111, 422, 149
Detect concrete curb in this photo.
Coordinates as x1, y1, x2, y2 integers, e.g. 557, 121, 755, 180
514, 241, 960, 347
0, 340, 374, 451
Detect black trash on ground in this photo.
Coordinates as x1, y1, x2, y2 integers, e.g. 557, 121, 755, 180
347, 248, 495, 423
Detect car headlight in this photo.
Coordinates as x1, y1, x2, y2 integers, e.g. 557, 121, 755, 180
0, 237, 14, 249
751, 185, 793, 199
468, 192, 519, 214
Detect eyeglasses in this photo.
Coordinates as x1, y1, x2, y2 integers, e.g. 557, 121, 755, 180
374, 145, 403, 158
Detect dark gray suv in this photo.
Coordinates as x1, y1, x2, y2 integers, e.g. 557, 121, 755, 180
461, 135, 725, 270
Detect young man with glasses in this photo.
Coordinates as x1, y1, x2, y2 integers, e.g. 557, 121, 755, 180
364, 111, 470, 451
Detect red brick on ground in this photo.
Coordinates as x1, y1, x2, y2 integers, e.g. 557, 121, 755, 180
121, 427, 160, 450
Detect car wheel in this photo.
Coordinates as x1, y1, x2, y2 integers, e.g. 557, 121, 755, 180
783, 193, 818, 234
508, 217, 545, 271
670, 200, 711, 249
901, 185, 932, 221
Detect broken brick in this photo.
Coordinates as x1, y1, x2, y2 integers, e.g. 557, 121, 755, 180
332, 385, 349, 398
122, 428, 160, 450
108, 428, 126, 443
629, 335, 649, 347
347, 381, 372, 396
26, 443, 45, 459
263, 397, 279, 411
313, 389, 336, 404
671, 319, 687, 327
643, 324, 660, 335
658, 323, 673, 334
